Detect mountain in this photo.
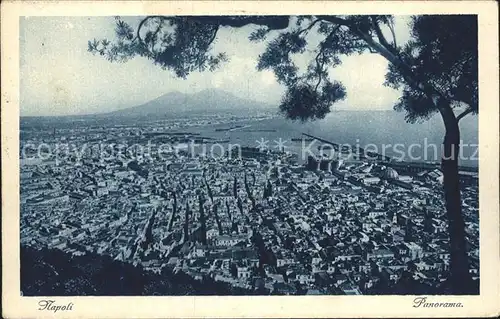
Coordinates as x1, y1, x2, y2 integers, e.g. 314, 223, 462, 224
107, 89, 275, 117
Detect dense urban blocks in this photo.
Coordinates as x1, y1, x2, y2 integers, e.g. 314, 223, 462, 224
20, 115, 479, 295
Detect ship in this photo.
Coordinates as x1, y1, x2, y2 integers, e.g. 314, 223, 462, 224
291, 137, 314, 142
215, 125, 244, 132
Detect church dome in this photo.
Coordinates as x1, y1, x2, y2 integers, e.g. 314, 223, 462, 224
383, 167, 399, 180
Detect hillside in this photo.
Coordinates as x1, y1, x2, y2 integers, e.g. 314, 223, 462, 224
20, 245, 475, 296
20, 245, 254, 296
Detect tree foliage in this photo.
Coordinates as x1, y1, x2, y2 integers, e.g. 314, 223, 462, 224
21, 245, 261, 295
385, 15, 478, 123
90, 14, 478, 294
89, 15, 477, 124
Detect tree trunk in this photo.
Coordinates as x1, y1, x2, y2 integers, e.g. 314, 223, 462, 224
439, 103, 473, 294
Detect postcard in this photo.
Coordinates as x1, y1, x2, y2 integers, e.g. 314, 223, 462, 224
1, 1, 499, 318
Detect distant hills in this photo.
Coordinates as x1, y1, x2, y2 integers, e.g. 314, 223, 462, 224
107, 89, 275, 117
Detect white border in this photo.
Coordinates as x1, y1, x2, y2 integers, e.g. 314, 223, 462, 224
2, 1, 499, 318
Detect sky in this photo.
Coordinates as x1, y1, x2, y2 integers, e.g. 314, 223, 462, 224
20, 16, 412, 116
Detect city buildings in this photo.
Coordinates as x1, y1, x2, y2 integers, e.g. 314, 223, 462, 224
19, 116, 479, 295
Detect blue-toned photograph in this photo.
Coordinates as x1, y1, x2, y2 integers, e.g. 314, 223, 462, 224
19, 14, 479, 296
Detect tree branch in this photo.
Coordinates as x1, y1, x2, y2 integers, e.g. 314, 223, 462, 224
314, 49, 325, 92
312, 26, 340, 92
136, 16, 289, 47
387, 19, 398, 48
317, 15, 352, 27
370, 16, 398, 55
297, 19, 321, 36
317, 16, 414, 85
208, 25, 219, 47
194, 16, 290, 30
456, 107, 474, 122
150, 19, 164, 53
351, 27, 416, 85
136, 16, 164, 45
316, 15, 451, 109
346, 22, 454, 115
